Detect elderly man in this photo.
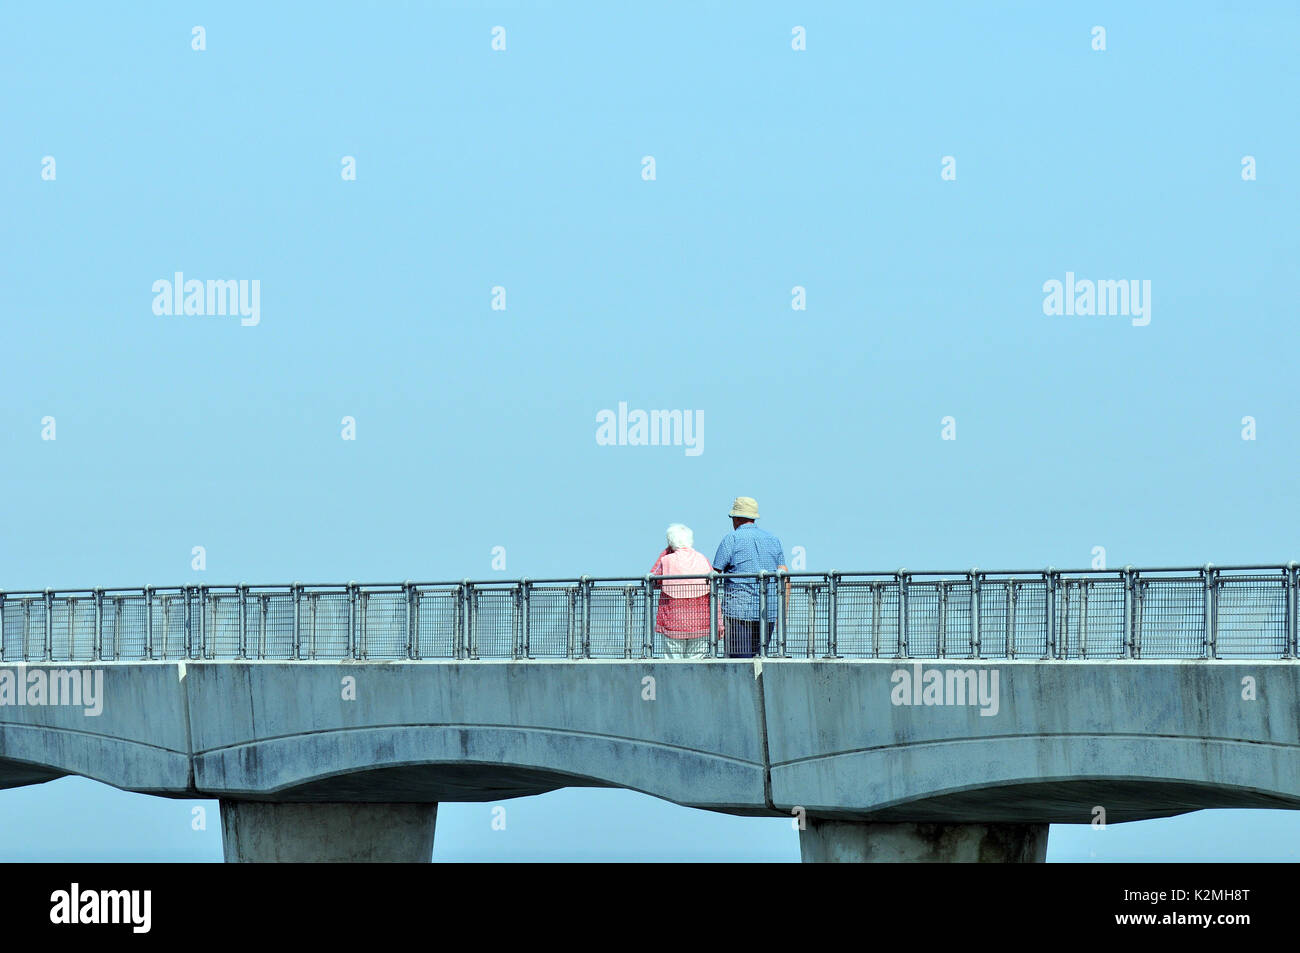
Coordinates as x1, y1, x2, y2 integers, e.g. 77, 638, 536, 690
712, 497, 787, 658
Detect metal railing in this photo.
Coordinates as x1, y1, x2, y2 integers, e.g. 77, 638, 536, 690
0, 564, 1297, 662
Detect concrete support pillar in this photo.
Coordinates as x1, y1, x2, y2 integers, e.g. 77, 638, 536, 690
799, 820, 1048, 863
220, 801, 438, 863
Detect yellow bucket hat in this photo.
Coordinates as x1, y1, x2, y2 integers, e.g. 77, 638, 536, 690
728, 497, 760, 519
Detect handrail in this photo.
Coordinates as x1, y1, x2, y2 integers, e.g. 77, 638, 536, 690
0, 565, 1295, 661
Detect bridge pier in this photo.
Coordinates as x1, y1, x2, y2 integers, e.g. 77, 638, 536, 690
219, 802, 438, 863
798, 820, 1049, 863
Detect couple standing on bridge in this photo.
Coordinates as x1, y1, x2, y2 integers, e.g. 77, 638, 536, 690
650, 496, 788, 659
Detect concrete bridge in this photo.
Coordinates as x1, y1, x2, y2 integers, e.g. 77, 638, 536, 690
0, 565, 1297, 861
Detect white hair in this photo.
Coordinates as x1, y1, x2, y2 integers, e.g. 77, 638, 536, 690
665, 523, 694, 551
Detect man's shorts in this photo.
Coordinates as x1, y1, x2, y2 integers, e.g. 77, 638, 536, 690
723, 618, 774, 658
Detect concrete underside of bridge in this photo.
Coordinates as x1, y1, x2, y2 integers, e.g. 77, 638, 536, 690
1, 659, 1299, 861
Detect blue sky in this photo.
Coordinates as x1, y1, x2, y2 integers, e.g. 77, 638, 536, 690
1, 1, 1298, 860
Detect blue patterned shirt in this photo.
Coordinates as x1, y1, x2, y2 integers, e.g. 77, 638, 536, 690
712, 523, 786, 621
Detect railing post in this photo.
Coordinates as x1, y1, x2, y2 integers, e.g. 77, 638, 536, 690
183, 585, 193, 659
708, 573, 719, 658
1133, 572, 1146, 659
144, 585, 154, 660
1044, 569, 1056, 659
896, 570, 909, 658
1007, 581, 1018, 659
259, 594, 268, 659
1288, 563, 1298, 659
0, 590, 6, 661
44, 589, 53, 661
346, 582, 358, 660
464, 580, 477, 660
1079, 580, 1089, 660
1122, 567, 1135, 659
871, 583, 881, 658
309, 592, 318, 660
623, 585, 634, 660
291, 583, 301, 660
565, 586, 576, 659
521, 580, 532, 659
237, 584, 248, 660
806, 584, 816, 658
970, 569, 982, 660
580, 575, 592, 659
451, 584, 462, 660
777, 571, 788, 658
359, 588, 369, 660
1203, 563, 1217, 660
403, 582, 415, 660
937, 581, 948, 659
1076, 577, 1086, 657
826, 572, 839, 659
1060, 580, 1071, 659
757, 571, 769, 657
199, 585, 209, 659
92, 588, 102, 662
513, 584, 523, 660
159, 594, 169, 661
66, 595, 76, 661
642, 575, 654, 658
451, 582, 462, 660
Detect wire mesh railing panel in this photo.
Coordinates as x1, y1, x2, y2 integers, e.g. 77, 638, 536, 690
359, 591, 409, 659
207, 593, 242, 659
1057, 579, 1126, 659
48, 598, 71, 660
906, 583, 941, 658
65, 597, 96, 661
1, 599, 26, 661
186, 589, 204, 658
1011, 581, 1048, 658
152, 592, 187, 659
783, 580, 829, 657
977, 581, 1011, 658
258, 592, 297, 659
901, 582, 975, 658
945, 582, 974, 658
647, 585, 664, 657
779, 583, 809, 657
415, 588, 458, 659
17, 598, 48, 660
1137, 578, 1204, 658
300, 591, 350, 660
837, 582, 904, 657
833, 580, 881, 657
1216, 576, 1286, 658
525, 586, 579, 658
591, 584, 644, 658
471, 588, 517, 659
108, 595, 147, 660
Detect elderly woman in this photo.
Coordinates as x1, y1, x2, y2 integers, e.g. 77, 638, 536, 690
650, 523, 721, 658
